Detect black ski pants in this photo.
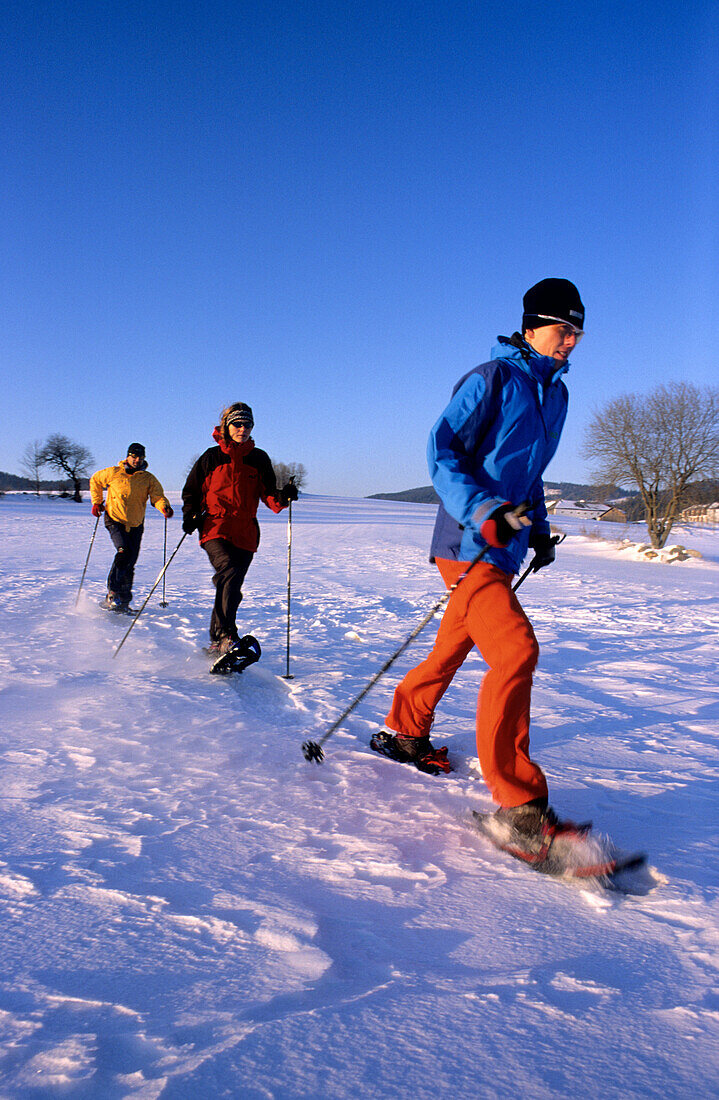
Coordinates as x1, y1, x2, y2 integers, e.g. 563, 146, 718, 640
105, 517, 144, 604
203, 538, 254, 643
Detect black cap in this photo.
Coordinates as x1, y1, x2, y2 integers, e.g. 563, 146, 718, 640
522, 278, 585, 332
127, 443, 146, 458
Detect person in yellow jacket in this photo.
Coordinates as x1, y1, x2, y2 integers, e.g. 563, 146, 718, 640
90, 443, 173, 611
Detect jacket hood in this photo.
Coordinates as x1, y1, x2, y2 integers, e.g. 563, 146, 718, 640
493, 333, 569, 386
212, 426, 255, 457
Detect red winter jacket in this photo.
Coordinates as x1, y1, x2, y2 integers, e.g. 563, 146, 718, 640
182, 430, 284, 552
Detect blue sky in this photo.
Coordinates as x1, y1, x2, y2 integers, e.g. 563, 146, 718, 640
2, 0, 717, 495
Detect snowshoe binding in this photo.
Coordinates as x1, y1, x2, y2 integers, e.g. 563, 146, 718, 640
209, 634, 262, 676
472, 804, 646, 882
370, 730, 452, 776
101, 595, 135, 615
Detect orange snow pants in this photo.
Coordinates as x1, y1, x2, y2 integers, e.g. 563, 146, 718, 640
384, 558, 548, 808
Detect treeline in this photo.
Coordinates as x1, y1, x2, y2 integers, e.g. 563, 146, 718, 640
0, 471, 89, 492
620, 479, 719, 523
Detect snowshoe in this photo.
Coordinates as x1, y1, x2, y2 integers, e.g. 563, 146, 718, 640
209, 634, 262, 676
100, 595, 135, 615
471, 808, 646, 881
369, 730, 452, 776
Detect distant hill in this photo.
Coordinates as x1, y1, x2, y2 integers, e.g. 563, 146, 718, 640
367, 485, 439, 504
0, 470, 90, 492
368, 482, 640, 505
543, 482, 640, 503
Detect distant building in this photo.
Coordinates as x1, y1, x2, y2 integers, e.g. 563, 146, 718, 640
546, 499, 626, 522
680, 502, 719, 523
600, 506, 628, 523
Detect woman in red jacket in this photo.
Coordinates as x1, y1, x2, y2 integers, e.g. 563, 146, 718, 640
182, 403, 297, 655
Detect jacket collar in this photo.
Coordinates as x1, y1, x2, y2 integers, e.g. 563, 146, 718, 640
120, 457, 147, 474
494, 332, 569, 385
212, 427, 255, 457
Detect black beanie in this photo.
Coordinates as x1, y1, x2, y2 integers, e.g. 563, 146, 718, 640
522, 278, 585, 332
127, 443, 146, 458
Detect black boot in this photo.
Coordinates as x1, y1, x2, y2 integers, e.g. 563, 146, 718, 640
370, 731, 452, 775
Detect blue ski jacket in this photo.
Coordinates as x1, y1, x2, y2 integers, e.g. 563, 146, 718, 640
428, 334, 569, 574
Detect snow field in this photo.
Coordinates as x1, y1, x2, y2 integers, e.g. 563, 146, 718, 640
0, 495, 717, 1098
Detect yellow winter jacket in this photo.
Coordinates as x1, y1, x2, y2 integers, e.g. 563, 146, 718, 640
90, 461, 171, 531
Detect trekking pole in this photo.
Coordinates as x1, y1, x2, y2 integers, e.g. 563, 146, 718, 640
283, 488, 294, 679
75, 513, 101, 607
302, 544, 490, 764
512, 532, 566, 594
160, 515, 169, 607
113, 532, 188, 658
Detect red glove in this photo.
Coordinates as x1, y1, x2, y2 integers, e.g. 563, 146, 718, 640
92, 503, 104, 518
161, 504, 174, 518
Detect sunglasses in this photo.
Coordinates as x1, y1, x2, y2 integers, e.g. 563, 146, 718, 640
533, 315, 584, 342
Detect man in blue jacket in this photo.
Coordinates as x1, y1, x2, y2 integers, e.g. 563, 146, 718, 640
380, 278, 585, 842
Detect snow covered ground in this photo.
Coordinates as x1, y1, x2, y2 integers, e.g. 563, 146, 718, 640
1, 493, 717, 1099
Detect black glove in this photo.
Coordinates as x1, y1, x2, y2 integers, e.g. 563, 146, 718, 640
278, 481, 299, 506
480, 502, 531, 548
529, 531, 557, 572
182, 513, 200, 535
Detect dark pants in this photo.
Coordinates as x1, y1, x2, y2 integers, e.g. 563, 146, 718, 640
203, 538, 254, 643
105, 517, 144, 604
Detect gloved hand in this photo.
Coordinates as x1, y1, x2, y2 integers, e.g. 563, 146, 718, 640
161, 504, 174, 518
480, 502, 531, 548
529, 532, 557, 572
182, 513, 200, 534
91, 503, 104, 518
278, 481, 299, 506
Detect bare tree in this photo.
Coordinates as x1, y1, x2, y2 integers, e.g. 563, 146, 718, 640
40, 434, 94, 502
272, 460, 307, 490
20, 440, 46, 495
583, 382, 719, 547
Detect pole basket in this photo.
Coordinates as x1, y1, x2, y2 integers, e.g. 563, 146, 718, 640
302, 740, 324, 763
